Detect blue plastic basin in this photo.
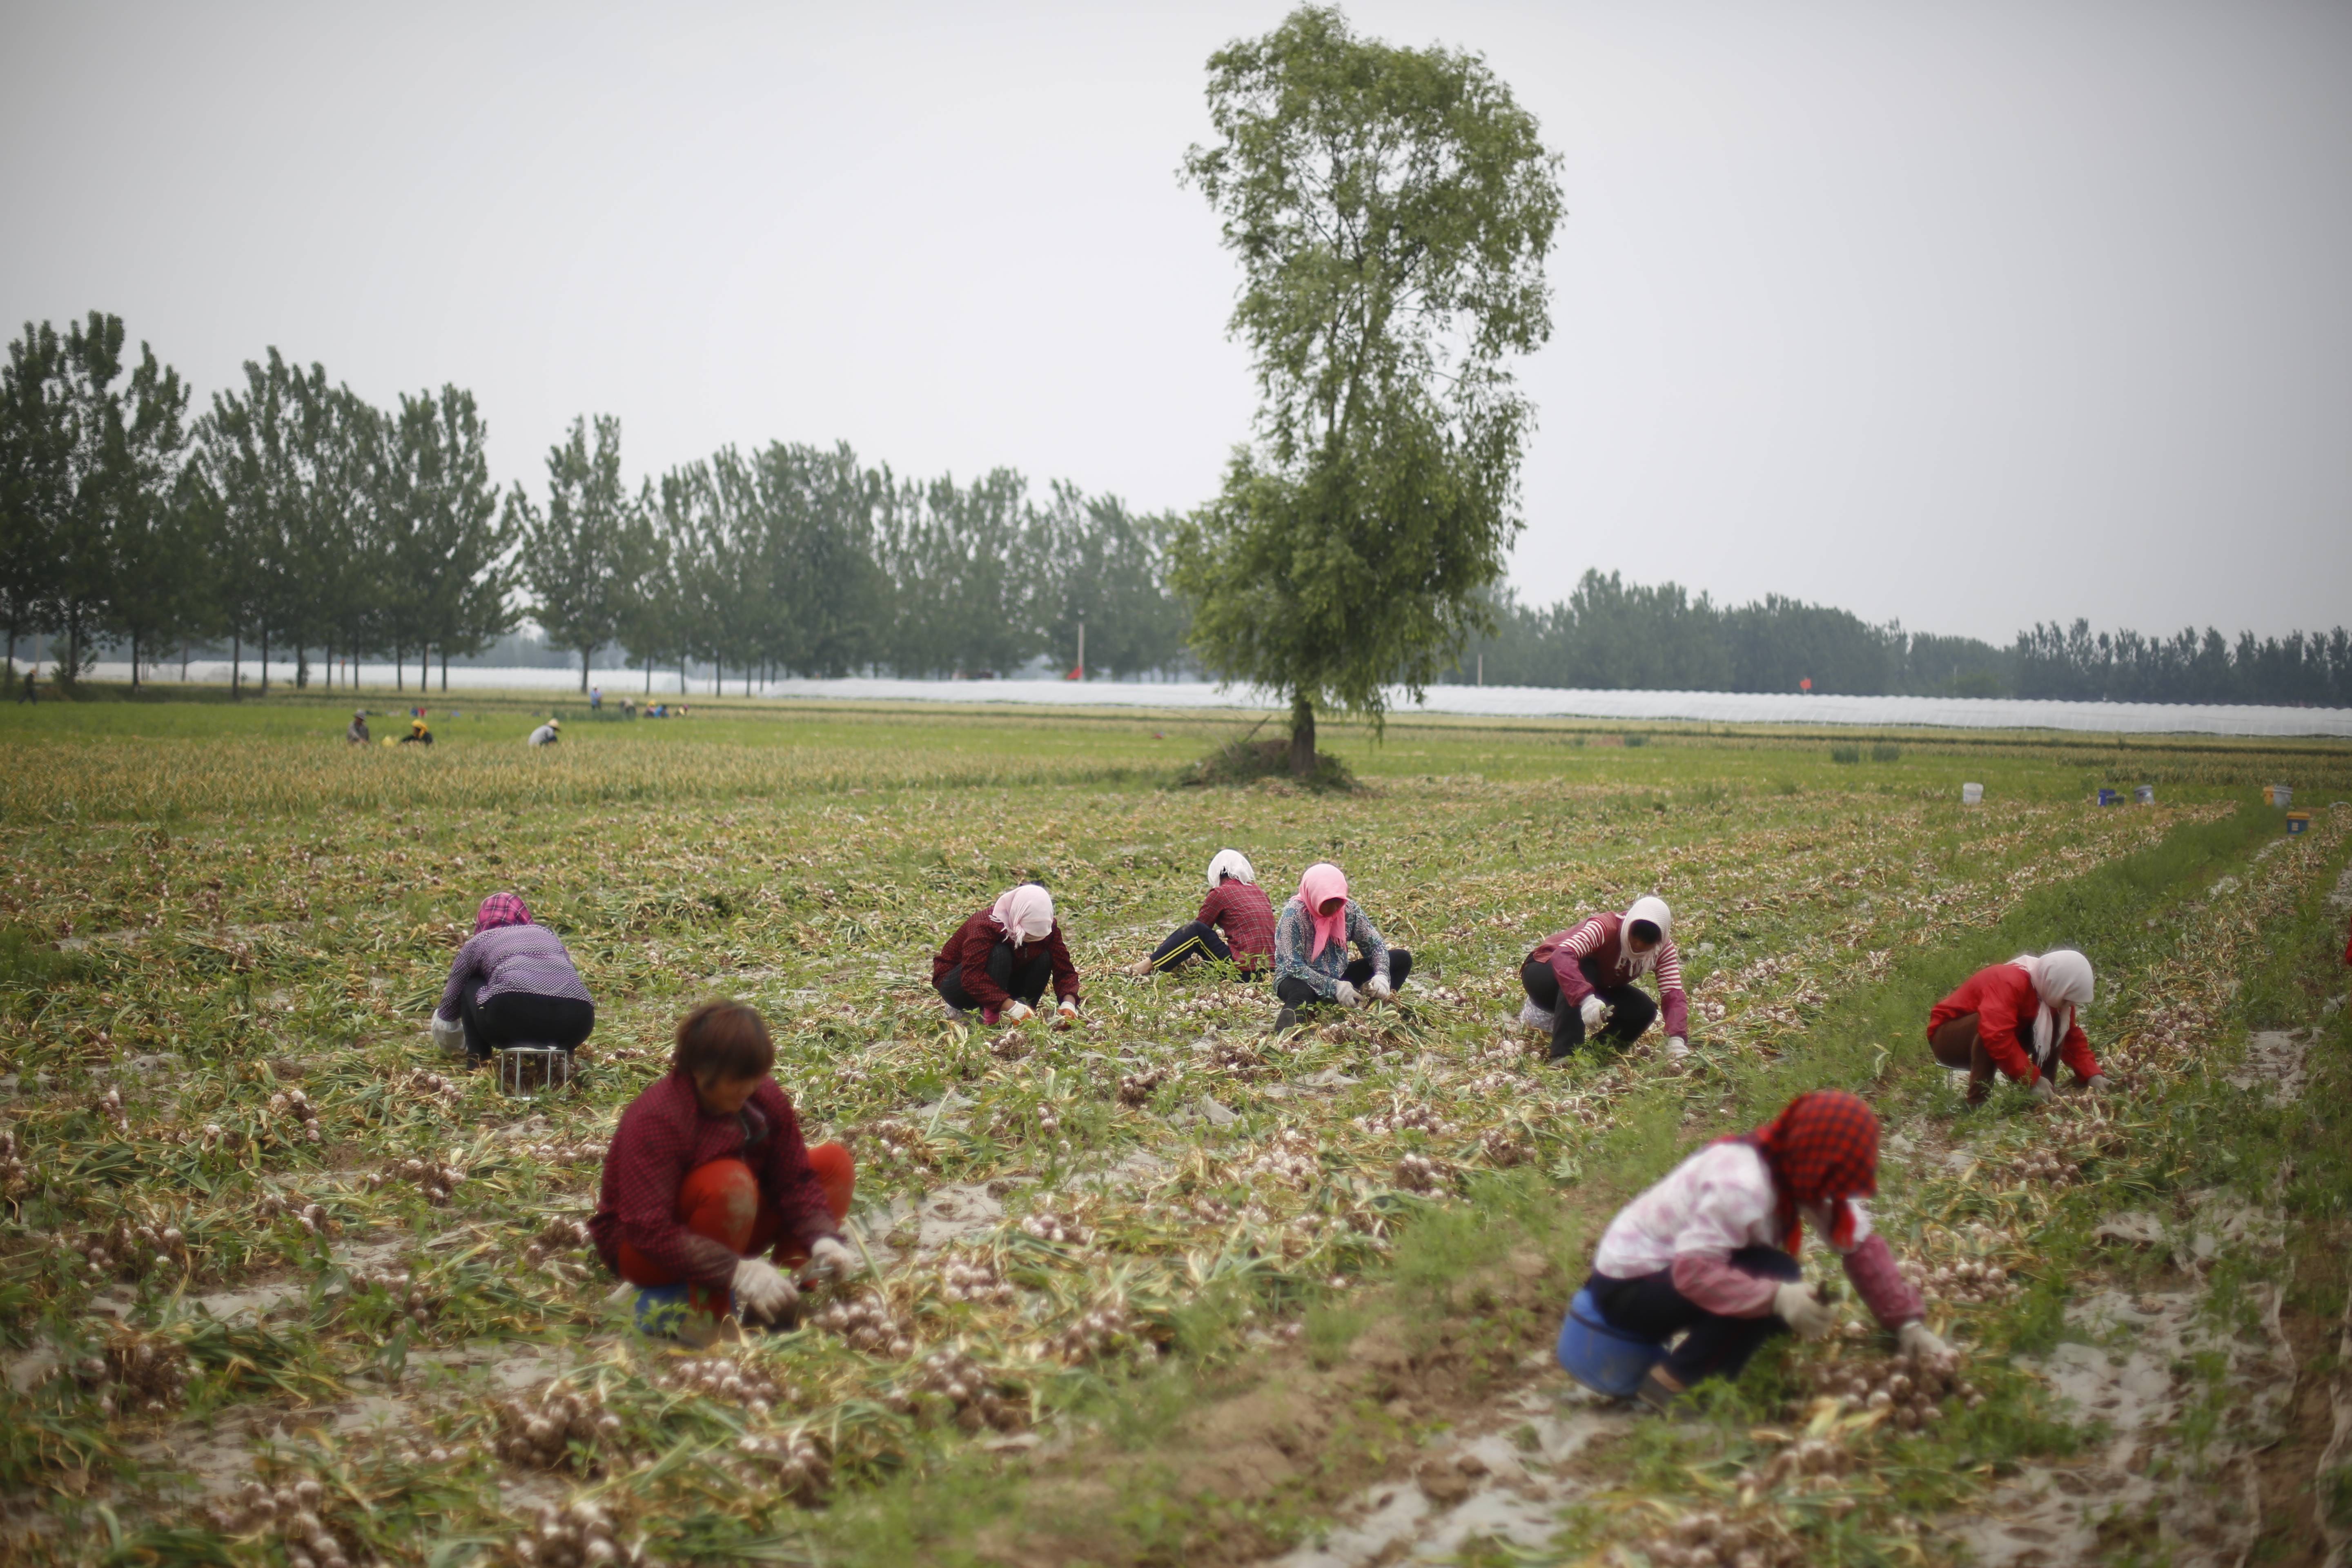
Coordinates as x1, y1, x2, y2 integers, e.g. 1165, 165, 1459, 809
1556, 1287, 1666, 1397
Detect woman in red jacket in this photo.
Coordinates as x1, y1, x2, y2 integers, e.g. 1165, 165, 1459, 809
1127, 849, 1278, 978
592, 1000, 856, 1341
1927, 949, 2108, 1104
932, 882, 1082, 1027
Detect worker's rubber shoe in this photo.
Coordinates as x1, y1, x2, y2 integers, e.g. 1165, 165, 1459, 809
1268, 1004, 1300, 1036
1634, 1366, 1691, 1414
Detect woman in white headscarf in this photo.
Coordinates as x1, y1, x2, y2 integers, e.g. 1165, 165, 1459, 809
1127, 849, 1279, 978
1521, 896, 1690, 1064
1927, 949, 2106, 1103
931, 882, 1081, 1028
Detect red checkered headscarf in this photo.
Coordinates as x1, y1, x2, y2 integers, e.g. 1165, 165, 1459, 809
474, 893, 532, 934
1744, 1089, 1879, 1254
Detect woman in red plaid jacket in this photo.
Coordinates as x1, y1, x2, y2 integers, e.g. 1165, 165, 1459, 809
1129, 849, 1278, 977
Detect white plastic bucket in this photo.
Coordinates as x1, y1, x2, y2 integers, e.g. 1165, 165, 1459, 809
1961, 782, 1984, 805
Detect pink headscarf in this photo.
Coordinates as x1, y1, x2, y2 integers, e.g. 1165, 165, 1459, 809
989, 884, 1056, 947
1296, 863, 1350, 959
475, 893, 531, 934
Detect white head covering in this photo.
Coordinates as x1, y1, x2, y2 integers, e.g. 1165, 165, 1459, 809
1206, 849, 1256, 889
989, 884, 1056, 945
1620, 895, 1673, 976
2009, 949, 2093, 1067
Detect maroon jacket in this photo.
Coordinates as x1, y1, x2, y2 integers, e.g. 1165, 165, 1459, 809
590, 1071, 838, 1287
1197, 880, 1278, 970
929, 908, 1081, 1009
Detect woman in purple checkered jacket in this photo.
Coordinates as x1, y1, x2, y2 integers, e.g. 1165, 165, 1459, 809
430, 893, 595, 1065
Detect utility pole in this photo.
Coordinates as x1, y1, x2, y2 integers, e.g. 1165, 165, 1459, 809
1477, 652, 1483, 686
1076, 620, 1085, 680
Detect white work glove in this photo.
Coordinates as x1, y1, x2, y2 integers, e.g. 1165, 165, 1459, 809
730, 1257, 797, 1323
1365, 971, 1393, 1002
2028, 1077, 2056, 1103
2083, 1074, 2111, 1094
1898, 1321, 1951, 1361
801, 1236, 858, 1283
430, 1015, 466, 1055
1579, 996, 1607, 1032
1002, 1000, 1035, 1024
1333, 980, 1362, 1009
1773, 1281, 1837, 1341
1664, 1036, 1690, 1063
1055, 998, 1080, 1030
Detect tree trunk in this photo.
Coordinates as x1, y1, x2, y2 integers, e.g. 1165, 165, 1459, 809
259, 627, 270, 695
1289, 690, 1317, 778
644, 660, 652, 694
130, 630, 140, 689
180, 641, 189, 683
395, 644, 403, 692
232, 632, 242, 700
580, 647, 591, 693
296, 646, 309, 688
441, 647, 449, 691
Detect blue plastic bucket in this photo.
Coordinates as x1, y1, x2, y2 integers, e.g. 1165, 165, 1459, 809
631, 1283, 695, 1338
2287, 812, 2311, 835
1556, 1287, 1666, 1397
2097, 789, 2121, 806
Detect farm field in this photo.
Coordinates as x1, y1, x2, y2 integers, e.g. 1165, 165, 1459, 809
2, 694, 2350, 1568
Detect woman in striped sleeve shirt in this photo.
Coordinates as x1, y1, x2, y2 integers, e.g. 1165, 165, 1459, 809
1520, 895, 1690, 1064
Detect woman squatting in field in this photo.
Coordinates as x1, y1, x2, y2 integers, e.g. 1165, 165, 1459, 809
1520, 896, 1690, 1065
592, 1000, 856, 1342
1127, 849, 1278, 978
1580, 1089, 1944, 1410
431, 894, 596, 1065
932, 882, 1083, 1028
1270, 862, 1412, 1033
1926, 949, 2107, 1105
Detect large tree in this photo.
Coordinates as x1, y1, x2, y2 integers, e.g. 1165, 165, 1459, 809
382, 386, 510, 690
1171, 6, 1561, 773
512, 415, 633, 692
0, 322, 71, 674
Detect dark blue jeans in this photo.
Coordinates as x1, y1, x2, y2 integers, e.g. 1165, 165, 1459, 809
1585, 1245, 1802, 1385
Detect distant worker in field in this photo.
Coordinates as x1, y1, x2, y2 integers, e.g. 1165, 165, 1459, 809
1926, 949, 2106, 1105
528, 717, 561, 747
398, 717, 433, 746
346, 710, 370, 745
1270, 862, 1412, 1032
17, 667, 35, 704
1520, 896, 1690, 1065
431, 893, 596, 1065
1564, 1089, 1944, 1410
1128, 849, 1277, 978
932, 882, 1082, 1029
593, 999, 857, 1343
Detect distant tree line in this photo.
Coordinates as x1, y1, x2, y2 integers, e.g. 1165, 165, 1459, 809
0, 313, 1188, 693
1453, 570, 2352, 706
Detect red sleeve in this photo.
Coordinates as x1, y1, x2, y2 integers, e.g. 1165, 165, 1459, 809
955, 914, 1011, 1009
1972, 973, 2040, 1083
2057, 1018, 2100, 1082
1549, 920, 1606, 1004
1842, 1234, 1924, 1328
1671, 1252, 1778, 1317
605, 1092, 739, 1287
752, 1087, 840, 1255
1046, 924, 1080, 1002
1196, 886, 1224, 929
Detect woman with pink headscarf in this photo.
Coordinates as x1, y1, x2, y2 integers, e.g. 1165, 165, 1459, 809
1269, 863, 1412, 1033
1927, 949, 2105, 1104
931, 882, 1082, 1028
432, 893, 595, 1065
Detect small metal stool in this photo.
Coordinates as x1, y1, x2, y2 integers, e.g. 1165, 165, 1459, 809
497, 1044, 575, 1097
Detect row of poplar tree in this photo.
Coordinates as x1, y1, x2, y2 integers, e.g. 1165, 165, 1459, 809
0, 312, 1189, 692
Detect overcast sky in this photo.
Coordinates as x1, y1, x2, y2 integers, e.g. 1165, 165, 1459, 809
4, 1, 2346, 644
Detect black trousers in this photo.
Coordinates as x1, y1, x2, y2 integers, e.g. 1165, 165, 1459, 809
462, 990, 595, 1061
1586, 1244, 1802, 1385
1274, 950, 1413, 1008
1522, 954, 1657, 1061
1149, 920, 1232, 971
935, 940, 1052, 1011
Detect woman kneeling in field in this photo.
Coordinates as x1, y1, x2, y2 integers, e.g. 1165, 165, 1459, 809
1575, 1089, 1942, 1410
1270, 862, 1411, 1032
1128, 849, 1277, 978
1927, 949, 2107, 1104
430, 893, 595, 1065
932, 883, 1082, 1028
591, 1000, 856, 1340
1521, 896, 1690, 1065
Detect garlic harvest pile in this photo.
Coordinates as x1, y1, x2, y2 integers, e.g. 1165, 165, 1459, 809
725, 1430, 830, 1504
523, 1216, 595, 1271
508, 1499, 662, 1568
1116, 1065, 1171, 1105
349, 1265, 437, 1326
0, 1127, 26, 1191
255, 1192, 334, 1234
490, 1382, 624, 1472
365, 1156, 467, 1205
207, 1477, 372, 1568
651, 1354, 802, 1417
1795, 1340, 1980, 1430
1902, 1255, 2016, 1307
2013, 1145, 2077, 1185
406, 1068, 463, 1104
855, 1117, 928, 1165
940, 1258, 1016, 1306
516, 1140, 602, 1163
893, 1347, 1027, 1432
1245, 1129, 1320, 1185
92, 1084, 128, 1132
1207, 1037, 1267, 1076
267, 1086, 323, 1142
810, 1292, 915, 1358
1047, 1300, 1136, 1365
80, 1329, 191, 1415
1626, 1508, 1806, 1568
1392, 1152, 1449, 1192
1479, 1125, 1535, 1166
74, 1217, 185, 1279
1355, 1102, 1450, 1139
1019, 1210, 1089, 1247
